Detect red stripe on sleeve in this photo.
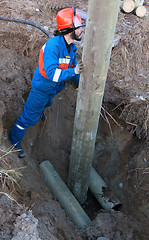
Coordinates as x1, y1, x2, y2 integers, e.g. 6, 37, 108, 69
39, 49, 48, 79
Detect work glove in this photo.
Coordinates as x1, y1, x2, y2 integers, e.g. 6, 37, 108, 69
75, 60, 84, 74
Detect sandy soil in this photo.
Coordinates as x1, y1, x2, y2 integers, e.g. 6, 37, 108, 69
0, 0, 149, 239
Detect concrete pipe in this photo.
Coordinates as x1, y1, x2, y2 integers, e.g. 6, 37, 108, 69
40, 160, 91, 228
89, 167, 122, 210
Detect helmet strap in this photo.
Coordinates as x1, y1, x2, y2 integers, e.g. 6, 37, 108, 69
73, 8, 76, 27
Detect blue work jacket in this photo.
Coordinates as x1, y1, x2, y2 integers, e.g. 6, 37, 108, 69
32, 35, 79, 94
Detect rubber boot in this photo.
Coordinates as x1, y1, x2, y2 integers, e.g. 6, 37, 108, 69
9, 124, 27, 158
16, 145, 26, 158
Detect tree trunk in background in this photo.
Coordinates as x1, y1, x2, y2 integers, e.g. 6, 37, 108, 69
68, 0, 120, 203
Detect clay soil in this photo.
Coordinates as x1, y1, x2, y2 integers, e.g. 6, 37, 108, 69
0, 0, 149, 239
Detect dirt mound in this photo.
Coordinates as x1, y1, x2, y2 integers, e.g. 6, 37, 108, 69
82, 210, 149, 240
0, 194, 39, 240
105, 13, 149, 141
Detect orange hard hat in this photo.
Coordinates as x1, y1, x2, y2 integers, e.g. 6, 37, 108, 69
56, 8, 83, 30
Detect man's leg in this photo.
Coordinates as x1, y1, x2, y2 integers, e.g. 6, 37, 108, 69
9, 88, 50, 157
41, 94, 54, 121
9, 124, 27, 158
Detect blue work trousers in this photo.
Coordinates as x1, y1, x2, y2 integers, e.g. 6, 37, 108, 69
9, 82, 64, 147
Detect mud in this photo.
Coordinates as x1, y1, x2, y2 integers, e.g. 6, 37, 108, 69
0, 0, 149, 239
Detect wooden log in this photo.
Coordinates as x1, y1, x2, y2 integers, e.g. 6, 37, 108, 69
134, 5, 147, 17
121, 0, 135, 13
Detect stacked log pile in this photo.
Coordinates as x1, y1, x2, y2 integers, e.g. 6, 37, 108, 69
121, 0, 147, 17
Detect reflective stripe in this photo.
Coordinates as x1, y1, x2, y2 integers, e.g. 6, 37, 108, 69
59, 58, 70, 70
53, 69, 62, 82
16, 124, 25, 130
42, 44, 46, 51
59, 58, 70, 64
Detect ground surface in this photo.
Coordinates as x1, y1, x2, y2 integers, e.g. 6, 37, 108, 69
0, 0, 149, 239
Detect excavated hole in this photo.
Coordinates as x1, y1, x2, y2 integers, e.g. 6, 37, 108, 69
6, 94, 134, 217
1, 0, 149, 238
2, 72, 149, 240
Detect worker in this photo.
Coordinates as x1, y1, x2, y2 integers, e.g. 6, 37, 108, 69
9, 8, 85, 158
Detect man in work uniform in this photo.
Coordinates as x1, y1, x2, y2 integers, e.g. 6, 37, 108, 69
9, 8, 85, 158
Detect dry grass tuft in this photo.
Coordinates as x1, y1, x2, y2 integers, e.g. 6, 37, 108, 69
0, 147, 25, 206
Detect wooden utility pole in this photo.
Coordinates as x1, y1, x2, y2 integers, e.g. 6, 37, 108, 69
68, 0, 120, 203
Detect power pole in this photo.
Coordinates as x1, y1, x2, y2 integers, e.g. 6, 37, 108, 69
68, 0, 120, 203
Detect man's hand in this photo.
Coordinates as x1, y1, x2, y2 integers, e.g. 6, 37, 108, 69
75, 60, 84, 74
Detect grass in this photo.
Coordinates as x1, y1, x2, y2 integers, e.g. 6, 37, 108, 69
0, 146, 25, 207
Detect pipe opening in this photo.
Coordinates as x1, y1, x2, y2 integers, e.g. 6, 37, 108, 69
112, 203, 123, 211
82, 190, 123, 220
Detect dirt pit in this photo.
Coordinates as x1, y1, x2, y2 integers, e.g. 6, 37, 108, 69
0, 0, 149, 239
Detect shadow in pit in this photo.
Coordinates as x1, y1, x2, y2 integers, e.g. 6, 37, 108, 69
82, 189, 123, 220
